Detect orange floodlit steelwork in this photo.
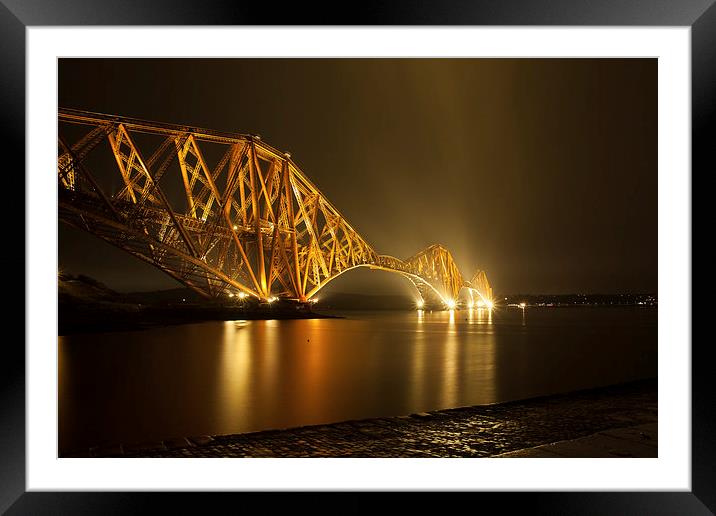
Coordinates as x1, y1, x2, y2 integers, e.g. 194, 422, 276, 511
57, 109, 493, 307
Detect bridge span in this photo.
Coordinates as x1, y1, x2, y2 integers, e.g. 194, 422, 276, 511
58, 109, 493, 308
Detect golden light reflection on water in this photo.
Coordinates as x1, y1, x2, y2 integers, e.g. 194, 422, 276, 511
440, 321, 460, 407
59, 308, 657, 454
409, 309, 497, 408
299, 318, 330, 419
61, 311, 500, 451
464, 307, 494, 326
219, 311, 493, 431
218, 320, 252, 429
260, 321, 280, 400
217, 317, 342, 431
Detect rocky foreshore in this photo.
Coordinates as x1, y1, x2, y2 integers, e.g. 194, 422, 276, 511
67, 379, 657, 458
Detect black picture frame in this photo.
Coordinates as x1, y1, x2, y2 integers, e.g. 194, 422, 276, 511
3, 0, 709, 513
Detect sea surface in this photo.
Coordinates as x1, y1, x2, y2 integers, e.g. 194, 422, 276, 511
58, 306, 657, 454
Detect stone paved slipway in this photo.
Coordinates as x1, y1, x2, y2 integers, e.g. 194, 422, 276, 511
79, 380, 657, 458
495, 422, 657, 458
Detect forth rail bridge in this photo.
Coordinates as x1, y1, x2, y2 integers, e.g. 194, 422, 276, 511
57, 109, 493, 310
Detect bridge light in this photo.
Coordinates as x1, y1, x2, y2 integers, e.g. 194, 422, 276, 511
310, 298, 318, 304
519, 302, 526, 309
233, 225, 238, 230
238, 292, 247, 299
416, 300, 424, 309
476, 300, 484, 308
486, 300, 494, 310
228, 293, 234, 298
446, 299, 456, 310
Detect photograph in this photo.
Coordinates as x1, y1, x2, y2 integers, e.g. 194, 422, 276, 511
57, 57, 658, 460
1, 2, 707, 509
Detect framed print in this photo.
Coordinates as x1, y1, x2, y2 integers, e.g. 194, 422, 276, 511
4, 0, 711, 513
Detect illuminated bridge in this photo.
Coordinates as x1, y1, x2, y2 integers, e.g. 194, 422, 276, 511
58, 109, 494, 308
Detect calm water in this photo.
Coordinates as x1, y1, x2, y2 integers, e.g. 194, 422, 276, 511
58, 307, 657, 453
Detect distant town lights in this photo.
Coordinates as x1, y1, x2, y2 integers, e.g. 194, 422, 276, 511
519, 302, 527, 309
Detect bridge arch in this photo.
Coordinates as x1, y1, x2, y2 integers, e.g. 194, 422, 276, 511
304, 263, 451, 307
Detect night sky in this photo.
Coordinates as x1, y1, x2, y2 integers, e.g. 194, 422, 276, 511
58, 58, 656, 295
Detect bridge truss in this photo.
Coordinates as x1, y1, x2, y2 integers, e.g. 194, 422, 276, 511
57, 109, 493, 307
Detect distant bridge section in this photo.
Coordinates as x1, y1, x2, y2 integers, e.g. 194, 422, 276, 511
57, 109, 493, 308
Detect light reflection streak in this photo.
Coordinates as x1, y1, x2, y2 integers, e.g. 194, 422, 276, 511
440, 327, 459, 407
260, 321, 279, 397
218, 319, 253, 429
300, 317, 329, 417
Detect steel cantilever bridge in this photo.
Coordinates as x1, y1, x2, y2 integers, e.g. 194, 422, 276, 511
58, 109, 494, 308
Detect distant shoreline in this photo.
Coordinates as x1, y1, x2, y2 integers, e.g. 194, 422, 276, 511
57, 273, 657, 335
58, 300, 657, 335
